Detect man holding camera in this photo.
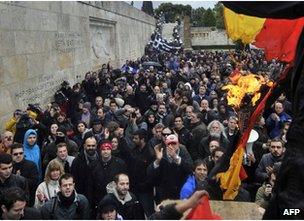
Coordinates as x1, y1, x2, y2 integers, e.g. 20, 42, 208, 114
255, 167, 278, 209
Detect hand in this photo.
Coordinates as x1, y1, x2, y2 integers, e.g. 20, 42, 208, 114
187, 190, 210, 208
264, 185, 272, 197
167, 146, 177, 159
247, 153, 256, 163
36, 191, 46, 202
16, 170, 21, 176
154, 146, 163, 162
266, 166, 274, 175
104, 128, 110, 139
271, 113, 280, 121
175, 190, 209, 214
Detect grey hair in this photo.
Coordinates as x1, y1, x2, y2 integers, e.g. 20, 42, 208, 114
207, 120, 227, 139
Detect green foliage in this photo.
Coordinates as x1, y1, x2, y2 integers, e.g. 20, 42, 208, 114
214, 2, 225, 29
142, 1, 154, 16
155, 3, 192, 23
203, 8, 216, 27
191, 7, 205, 27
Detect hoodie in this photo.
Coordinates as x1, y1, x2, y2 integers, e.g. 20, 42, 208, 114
106, 181, 132, 205
23, 129, 42, 181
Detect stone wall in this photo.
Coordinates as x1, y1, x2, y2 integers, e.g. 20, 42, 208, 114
191, 27, 234, 47
0, 1, 155, 129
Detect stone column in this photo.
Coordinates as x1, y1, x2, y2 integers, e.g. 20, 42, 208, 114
183, 15, 192, 50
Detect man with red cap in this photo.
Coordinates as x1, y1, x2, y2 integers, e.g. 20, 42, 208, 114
147, 134, 193, 202
91, 140, 127, 215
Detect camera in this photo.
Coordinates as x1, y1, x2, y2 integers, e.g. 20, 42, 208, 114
131, 112, 137, 118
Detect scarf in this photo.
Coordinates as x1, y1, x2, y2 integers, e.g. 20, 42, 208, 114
58, 191, 75, 208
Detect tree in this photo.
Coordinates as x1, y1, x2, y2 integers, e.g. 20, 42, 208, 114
203, 8, 216, 27
155, 3, 192, 23
191, 7, 205, 27
214, 2, 225, 29
142, 1, 154, 16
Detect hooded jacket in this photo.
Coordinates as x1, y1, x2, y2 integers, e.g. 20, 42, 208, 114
23, 129, 42, 181
102, 182, 145, 220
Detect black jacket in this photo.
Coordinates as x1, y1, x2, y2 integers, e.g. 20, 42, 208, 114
120, 144, 155, 194
0, 174, 28, 199
102, 192, 145, 220
42, 138, 78, 169
71, 151, 99, 206
13, 159, 38, 206
147, 145, 193, 201
92, 156, 127, 207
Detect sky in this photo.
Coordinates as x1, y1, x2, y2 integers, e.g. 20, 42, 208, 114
128, 1, 217, 10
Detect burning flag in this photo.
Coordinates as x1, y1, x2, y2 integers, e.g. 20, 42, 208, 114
218, 72, 275, 199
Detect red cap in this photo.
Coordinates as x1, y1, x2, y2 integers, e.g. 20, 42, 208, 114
100, 142, 112, 150
165, 134, 179, 145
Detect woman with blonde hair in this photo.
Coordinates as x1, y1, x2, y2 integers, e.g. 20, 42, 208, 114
34, 159, 64, 208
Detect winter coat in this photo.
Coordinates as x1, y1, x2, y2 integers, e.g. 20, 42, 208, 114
41, 192, 90, 220
0, 174, 28, 199
255, 184, 270, 209
255, 153, 284, 183
102, 183, 145, 220
71, 151, 99, 206
4, 116, 17, 134
92, 156, 127, 208
13, 159, 39, 206
180, 175, 197, 200
34, 180, 59, 208
119, 144, 154, 194
42, 138, 78, 169
49, 156, 75, 173
266, 111, 291, 138
147, 145, 193, 201
188, 121, 207, 160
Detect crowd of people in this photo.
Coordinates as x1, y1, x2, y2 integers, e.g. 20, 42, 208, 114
0, 47, 293, 219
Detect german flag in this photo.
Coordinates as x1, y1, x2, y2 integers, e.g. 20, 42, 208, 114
224, 3, 304, 63
216, 2, 304, 200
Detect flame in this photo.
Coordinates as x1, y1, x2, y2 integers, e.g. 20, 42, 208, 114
222, 74, 271, 109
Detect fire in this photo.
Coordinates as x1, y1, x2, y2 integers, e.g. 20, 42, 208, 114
222, 74, 271, 109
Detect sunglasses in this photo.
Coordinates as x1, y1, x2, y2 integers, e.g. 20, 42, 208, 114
162, 133, 171, 136
13, 152, 23, 156
167, 142, 177, 145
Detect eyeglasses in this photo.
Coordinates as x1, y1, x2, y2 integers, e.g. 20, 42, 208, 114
13, 152, 23, 156
162, 133, 171, 137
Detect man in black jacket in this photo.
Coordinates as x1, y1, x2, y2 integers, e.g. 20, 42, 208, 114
147, 134, 193, 203
11, 143, 38, 206
120, 129, 155, 216
0, 154, 28, 201
92, 141, 127, 212
101, 173, 145, 220
71, 135, 99, 216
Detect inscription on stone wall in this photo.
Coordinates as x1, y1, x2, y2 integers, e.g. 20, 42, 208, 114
14, 74, 68, 107
54, 32, 84, 53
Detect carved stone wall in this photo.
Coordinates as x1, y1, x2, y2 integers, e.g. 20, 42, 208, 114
0, 1, 155, 129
